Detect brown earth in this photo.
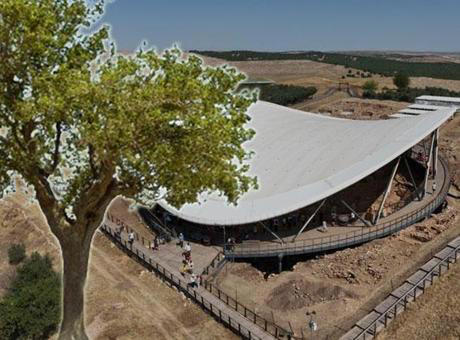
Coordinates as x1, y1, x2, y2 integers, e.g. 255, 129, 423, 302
314, 98, 408, 120
0, 193, 237, 340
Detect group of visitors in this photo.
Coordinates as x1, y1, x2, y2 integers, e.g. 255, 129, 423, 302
177, 233, 200, 288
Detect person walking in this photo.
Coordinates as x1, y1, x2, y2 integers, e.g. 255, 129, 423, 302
180, 262, 187, 276
188, 274, 197, 288
178, 232, 184, 248
187, 260, 194, 274
128, 231, 135, 246
184, 242, 191, 258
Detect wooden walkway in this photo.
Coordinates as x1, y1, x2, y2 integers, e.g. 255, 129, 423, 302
340, 235, 460, 340
100, 222, 277, 340
227, 157, 450, 258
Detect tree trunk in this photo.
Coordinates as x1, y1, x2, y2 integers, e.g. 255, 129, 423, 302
57, 234, 91, 340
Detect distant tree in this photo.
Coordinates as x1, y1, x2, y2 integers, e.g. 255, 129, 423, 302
7, 243, 26, 265
0, 1, 257, 339
362, 80, 379, 93
0, 252, 61, 340
393, 72, 410, 89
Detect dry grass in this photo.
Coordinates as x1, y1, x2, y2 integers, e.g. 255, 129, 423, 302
196, 55, 460, 93
376, 261, 460, 340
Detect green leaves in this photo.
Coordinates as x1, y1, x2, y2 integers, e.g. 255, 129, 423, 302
0, 252, 61, 340
0, 0, 257, 224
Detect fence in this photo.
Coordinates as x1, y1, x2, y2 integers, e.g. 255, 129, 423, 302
99, 223, 264, 340
201, 251, 226, 276
226, 157, 450, 258
202, 280, 291, 338
351, 239, 460, 339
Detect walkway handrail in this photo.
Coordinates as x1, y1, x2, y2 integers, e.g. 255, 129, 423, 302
202, 280, 291, 338
353, 237, 460, 339
137, 206, 175, 241
99, 224, 264, 340
225, 156, 450, 258
201, 251, 226, 276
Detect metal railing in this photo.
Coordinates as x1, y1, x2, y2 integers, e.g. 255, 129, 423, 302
201, 251, 226, 276
199, 252, 291, 338
352, 239, 460, 339
202, 280, 291, 338
100, 224, 264, 340
225, 157, 450, 258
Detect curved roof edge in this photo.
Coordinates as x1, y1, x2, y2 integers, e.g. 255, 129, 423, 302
159, 102, 456, 226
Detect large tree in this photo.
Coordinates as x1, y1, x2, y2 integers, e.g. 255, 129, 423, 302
0, 1, 257, 339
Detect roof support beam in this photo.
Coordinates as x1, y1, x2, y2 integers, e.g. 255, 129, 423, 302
432, 129, 439, 180
259, 222, 284, 245
423, 132, 436, 199
291, 199, 326, 242
403, 156, 421, 201
341, 200, 372, 227
374, 157, 401, 225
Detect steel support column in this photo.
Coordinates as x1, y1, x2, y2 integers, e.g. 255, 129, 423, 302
340, 200, 372, 227
259, 222, 284, 245
374, 157, 401, 225
403, 156, 420, 200
278, 253, 284, 273
291, 199, 326, 242
423, 132, 436, 198
432, 129, 439, 179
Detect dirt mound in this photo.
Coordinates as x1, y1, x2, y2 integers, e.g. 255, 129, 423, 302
230, 262, 265, 282
266, 279, 358, 311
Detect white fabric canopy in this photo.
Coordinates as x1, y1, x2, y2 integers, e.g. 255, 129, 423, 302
159, 101, 455, 225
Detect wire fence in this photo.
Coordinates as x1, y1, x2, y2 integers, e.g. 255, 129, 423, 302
99, 223, 266, 340
226, 157, 450, 258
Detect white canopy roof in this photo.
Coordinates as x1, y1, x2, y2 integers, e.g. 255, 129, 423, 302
159, 101, 455, 226
416, 95, 460, 104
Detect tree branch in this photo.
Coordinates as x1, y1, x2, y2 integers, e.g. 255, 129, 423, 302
51, 121, 62, 173
88, 144, 98, 178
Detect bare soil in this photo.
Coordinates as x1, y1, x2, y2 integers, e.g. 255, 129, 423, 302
0, 194, 237, 340
315, 98, 408, 120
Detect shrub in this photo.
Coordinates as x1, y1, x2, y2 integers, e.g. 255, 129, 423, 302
238, 84, 317, 106
259, 84, 317, 106
7, 243, 26, 265
364, 86, 460, 103
393, 72, 410, 90
0, 252, 61, 340
362, 80, 378, 93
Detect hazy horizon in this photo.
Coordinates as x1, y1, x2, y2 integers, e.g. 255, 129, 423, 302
100, 0, 460, 53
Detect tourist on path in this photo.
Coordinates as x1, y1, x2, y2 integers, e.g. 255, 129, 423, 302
183, 242, 191, 258
188, 274, 197, 288
128, 231, 135, 246
178, 233, 184, 248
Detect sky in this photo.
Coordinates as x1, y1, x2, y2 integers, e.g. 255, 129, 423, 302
99, 0, 460, 52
